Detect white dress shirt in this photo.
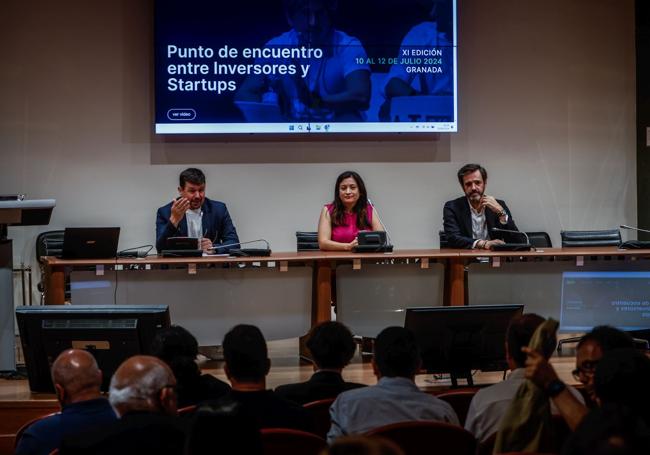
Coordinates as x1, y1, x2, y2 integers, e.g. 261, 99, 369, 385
468, 199, 509, 249
186, 208, 203, 239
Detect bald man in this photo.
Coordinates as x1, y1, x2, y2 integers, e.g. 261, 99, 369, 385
15, 349, 117, 455
60, 355, 185, 455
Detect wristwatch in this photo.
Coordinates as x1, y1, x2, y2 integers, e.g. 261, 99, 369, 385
545, 379, 566, 397
497, 210, 507, 218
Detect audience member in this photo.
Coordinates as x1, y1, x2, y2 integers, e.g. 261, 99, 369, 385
523, 325, 634, 430
185, 401, 263, 455
323, 436, 405, 455
562, 348, 650, 455
202, 324, 314, 432
276, 321, 365, 404
15, 349, 117, 455
150, 325, 230, 407
327, 326, 458, 443
60, 355, 185, 455
465, 314, 584, 442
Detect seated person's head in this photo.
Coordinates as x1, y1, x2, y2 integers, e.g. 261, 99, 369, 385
505, 313, 552, 369
373, 327, 420, 379
594, 348, 650, 419
323, 435, 405, 455
222, 324, 270, 388
186, 401, 263, 455
575, 326, 634, 401
568, 367, 650, 455
51, 349, 103, 405
307, 321, 356, 371
109, 355, 177, 417
150, 325, 200, 382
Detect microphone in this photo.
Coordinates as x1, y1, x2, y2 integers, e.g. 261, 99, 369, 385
620, 225, 650, 235
491, 227, 530, 245
367, 198, 393, 248
208, 238, 272, 256
618, 225, 650, 249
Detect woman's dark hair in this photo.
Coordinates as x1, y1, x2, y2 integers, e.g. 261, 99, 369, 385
330, 171, 370, 229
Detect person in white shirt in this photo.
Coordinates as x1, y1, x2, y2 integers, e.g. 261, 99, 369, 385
464, 313, 585, 443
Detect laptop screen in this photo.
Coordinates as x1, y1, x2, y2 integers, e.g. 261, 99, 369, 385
62, 227, 120, 259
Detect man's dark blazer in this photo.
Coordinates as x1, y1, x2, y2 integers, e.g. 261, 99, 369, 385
59, 412, 186, 455
443, 196, 520, 249
275, 371, 366, 405
156, 197, 240, 252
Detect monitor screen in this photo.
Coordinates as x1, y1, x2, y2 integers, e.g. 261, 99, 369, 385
154, 0, 458, 134
560, 271, 650, 332
404, 304, 524, 377
16, 305, 171, 392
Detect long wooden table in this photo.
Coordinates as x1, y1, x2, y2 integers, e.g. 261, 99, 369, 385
42, 250, 467, 326
41, 247, 650, 328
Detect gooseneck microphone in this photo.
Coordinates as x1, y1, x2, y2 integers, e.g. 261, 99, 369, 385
208, 238, 272, 256
367, 198, 393, 247
491, 227, 530, 245
620, 225, 650, 235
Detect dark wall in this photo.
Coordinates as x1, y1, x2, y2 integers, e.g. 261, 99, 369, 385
637, 0, 650, 238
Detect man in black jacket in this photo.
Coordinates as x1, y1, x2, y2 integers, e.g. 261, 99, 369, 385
202, 324, 314, 432
443, 163, 520, 249
276, 321, 365, 405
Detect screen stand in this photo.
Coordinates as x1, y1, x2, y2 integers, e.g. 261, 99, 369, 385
449, 370, 473, 388
0, 236, 15, 372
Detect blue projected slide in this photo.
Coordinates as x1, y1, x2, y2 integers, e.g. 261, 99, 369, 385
560, 271, 650, 332
154, 0, 458, 134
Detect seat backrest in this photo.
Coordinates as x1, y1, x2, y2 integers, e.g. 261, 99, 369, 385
365, 420, 476, 455
439, 230, 450, 249
15, 412, 59, 448
296, 231, 320, 251
526, 232, 552, 248
261, 428, 327, 455
435, 388, 480, 426
303, 398, 336, 439
35, 230, 65, 261
560, 229, 621, 247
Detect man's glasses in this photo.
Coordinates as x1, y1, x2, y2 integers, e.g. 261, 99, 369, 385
571, 360, 599, 381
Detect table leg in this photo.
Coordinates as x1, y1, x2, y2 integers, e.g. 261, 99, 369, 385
447, 257, 465, 306
313, 260, 332, 324
44, 265, 65, 305
301, 260, 333, 361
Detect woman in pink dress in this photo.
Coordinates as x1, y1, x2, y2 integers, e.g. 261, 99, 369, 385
318, 171, 384, 251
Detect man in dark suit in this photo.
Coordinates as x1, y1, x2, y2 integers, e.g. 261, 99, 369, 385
202, 324, 314, 432
156, 168, 239, 253
443, 163, 520, 249
60, 356, 185, 455
275, 321, 365, 405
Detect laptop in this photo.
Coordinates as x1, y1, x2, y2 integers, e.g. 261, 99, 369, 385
62, 227, 120, 259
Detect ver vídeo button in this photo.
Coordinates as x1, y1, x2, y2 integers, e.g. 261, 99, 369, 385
167, 109, 196, 121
